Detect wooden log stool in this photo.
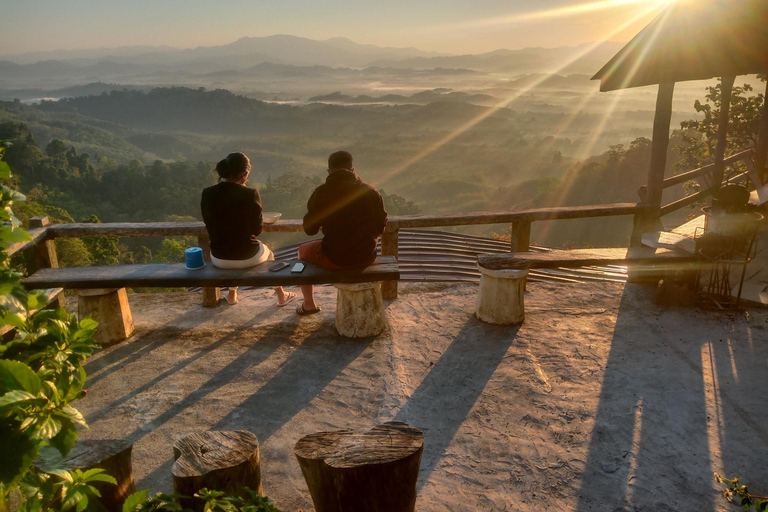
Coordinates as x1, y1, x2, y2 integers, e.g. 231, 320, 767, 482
475, 266, 528, 325
172, 430, 262, 512
334, 282, 387, 337
52, 439, 135, 512
77, 288, 134, 346
294, 421, 424, 512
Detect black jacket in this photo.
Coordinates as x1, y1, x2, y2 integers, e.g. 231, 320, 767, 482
201, 182, 263, 260
303, 170, 387, 267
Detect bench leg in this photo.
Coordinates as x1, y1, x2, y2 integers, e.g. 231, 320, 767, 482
334, 282, 387, 337
475, 267, 528, 325
78, 288, 135, 346
202, 287, 220, 307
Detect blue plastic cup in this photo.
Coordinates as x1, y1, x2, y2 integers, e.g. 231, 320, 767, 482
185, 247, 205, 270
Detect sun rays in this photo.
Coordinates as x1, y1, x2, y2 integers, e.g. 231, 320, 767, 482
455, 0, 671, 29
380, 0, 668, 188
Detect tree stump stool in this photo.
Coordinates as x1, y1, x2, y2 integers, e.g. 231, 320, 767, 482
294, 421, 424, 512
172, 431, 262, 512
77, 288, 134, 346
55, 439, 135, 512
475, 266, 528, 325
334, 282, 387, 337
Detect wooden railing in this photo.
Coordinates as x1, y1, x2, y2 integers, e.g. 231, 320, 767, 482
10, 203, 651, 301
659, 148, 755, 216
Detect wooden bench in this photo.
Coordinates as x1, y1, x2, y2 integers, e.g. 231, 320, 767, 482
475, 248, 699, 325
22, 257, 400, 343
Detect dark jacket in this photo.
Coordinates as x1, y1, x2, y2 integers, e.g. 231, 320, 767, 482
201, 181, 263, 260
303, 169, 387, 267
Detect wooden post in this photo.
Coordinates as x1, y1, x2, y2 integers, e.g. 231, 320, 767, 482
172, 431, 262, 512
712, 75, 736, 187
55, 439, 135, 512
334, 282, 387, 337
197, 234, 220, 307
631, 81, 675, 246
509, 219, 531, 252
381, 229, 399, 300
754, 77, 768, 183
78, 288, 135, 346
25, 216, 65, 309
295, 421, 423, 512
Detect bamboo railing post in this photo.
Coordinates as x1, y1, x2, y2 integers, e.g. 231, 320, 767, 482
712, 75, 736, 188
631, 81, 674, 246
381, 228, 399, 300
197, 234, 220, 307
510, 219, 531, 252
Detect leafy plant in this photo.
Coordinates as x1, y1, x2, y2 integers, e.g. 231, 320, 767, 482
716, 473, 768, 511
121, 488, 283, 512
0, 141, 103, 512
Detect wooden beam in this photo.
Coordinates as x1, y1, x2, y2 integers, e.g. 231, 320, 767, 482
387, 203, 646, 229
712, 75, 736, 187
661, 149, 753, 189
478, 247, 698, 271
509, 219, 531, 252
646, 82, 676, 206
197, 234, 220, 307
25, 217, 58, 273
23, 257, 399, 290
380, 229, 399, 300
755, 77, 768, 181
660, 170, 749, 216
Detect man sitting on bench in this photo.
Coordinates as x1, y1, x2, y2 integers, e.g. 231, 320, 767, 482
296, 150, 388, 315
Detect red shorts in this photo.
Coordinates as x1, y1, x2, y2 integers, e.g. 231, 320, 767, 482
298, 239, 374, 271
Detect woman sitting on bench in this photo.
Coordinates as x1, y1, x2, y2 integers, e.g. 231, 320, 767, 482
201, 152, 296, 306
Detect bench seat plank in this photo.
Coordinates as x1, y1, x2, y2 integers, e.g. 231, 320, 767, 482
22, 257, 399, 290
478, 247, 698, 271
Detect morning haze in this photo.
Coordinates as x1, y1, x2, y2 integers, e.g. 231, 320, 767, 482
1, 0, 759, 248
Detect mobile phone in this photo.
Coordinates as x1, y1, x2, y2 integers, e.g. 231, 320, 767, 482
291, 262, 305, 273
269, 261, 290, 272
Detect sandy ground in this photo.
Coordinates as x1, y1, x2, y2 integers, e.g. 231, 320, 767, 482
72, 281, 768, 511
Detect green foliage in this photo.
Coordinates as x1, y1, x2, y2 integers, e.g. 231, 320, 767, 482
155, 238, 190, 264
0, 141, 100, 512
121, 488, 283, 512
81, 215, 120, 266
716, 473, 768, 511
676, 79, 765, 184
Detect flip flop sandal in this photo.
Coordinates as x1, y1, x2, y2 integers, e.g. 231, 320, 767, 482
296, 304, 322, 316
277, 292, 298, 307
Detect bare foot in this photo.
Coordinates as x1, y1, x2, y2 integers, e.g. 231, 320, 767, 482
226, 288, 238, 305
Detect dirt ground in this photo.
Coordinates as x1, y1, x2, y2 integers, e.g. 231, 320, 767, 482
73, 281, 768, 511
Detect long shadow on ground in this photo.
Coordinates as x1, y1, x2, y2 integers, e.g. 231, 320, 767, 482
212, 319, 375, 442
85, 300, 228, 386
574, 284, 768, 511
394, 315, 520, 489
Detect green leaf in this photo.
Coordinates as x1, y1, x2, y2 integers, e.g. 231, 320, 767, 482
0, 225, 31, 244
33, 415, 62, 440
49, 418, 78, 458
0, 417, 38, 486
62, 405, 87, 427
0, 389, 40, 408
0, 360, 42, 394
122, 490, 149, 512
75, 495, 89, 512
0, 161, 10, 179
80, 468, 116, 484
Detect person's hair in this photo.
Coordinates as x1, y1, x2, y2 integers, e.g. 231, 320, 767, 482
215, 152, 251, 181
328, 150, 353, 171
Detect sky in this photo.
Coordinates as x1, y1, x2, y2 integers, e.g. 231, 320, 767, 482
4, 0, 670, 56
